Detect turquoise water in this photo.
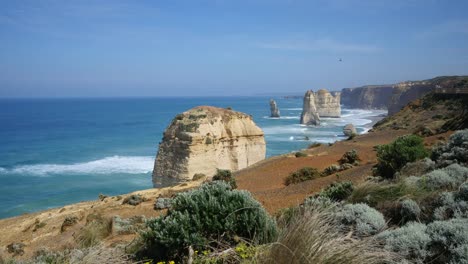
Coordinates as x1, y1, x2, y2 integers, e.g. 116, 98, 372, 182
0, 97, 385, 218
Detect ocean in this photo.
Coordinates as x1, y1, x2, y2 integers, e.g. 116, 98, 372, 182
0, 97, 386, 219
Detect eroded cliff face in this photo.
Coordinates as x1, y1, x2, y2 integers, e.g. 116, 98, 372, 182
341, 85, 393, 109
153, 106, 266, 184
388, 81, 435, 115
300, 90, 320, 125
315, 89, 341, 117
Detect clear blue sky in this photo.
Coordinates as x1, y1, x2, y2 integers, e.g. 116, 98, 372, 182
1, 0, 467, 97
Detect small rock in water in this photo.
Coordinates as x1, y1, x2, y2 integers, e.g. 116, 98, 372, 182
343, 124, 357, 137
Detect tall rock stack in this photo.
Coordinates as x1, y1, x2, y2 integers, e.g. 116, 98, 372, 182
269, 99, 280, 118
300, 89, 341, 125
153, 106, 266, 184
315, 89, 341, 117
300, 90, 321, 125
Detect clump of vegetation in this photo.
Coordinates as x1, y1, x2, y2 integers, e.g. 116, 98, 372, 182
431, 129, 468, 167
284, 167, 321, 185
374, 134, 428, 178
61, 215, 79, 232
379, 218, 468, 264
256, 204, 396, 264
76, 214, 112, 248
212, 169, 237, 189
433, 182, 468, 220
399, 199, 421, 223
122, 194, 146, 206
154, 197, 172, 210
338, 149, 360, 165
308, 142, 321, 149
294, 151, 307, 158
192, 173, 206, 181
416, 163, 468, 191
140, 181, 277, 261
321, 164, 341, 176
316, 181, 354, 201
335, 203, 386, 237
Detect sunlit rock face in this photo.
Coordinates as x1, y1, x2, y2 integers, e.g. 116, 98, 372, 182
153, 106, 266, 184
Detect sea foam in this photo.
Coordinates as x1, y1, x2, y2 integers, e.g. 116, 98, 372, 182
0, 156, 154, 176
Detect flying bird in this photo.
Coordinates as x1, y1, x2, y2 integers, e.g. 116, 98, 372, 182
338, 58, 342, 62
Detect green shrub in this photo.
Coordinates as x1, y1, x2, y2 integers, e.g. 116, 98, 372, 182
426, 218, 468, 264
141, 182, 277, 261
379, 222, 430, 263
316, 181, 354, 201
379, 218, 468, 264
212, 169, 237, 189
400, 199, 421, 223
417, 163, 468, 191
374, 135, 428, 178
335, 203, 386, 237
433, 183, 468, 220
284, 167, 321, 185
431, 129, 468, 167
294, 151, 307, 158
338, 149, 360, 165
321, 164, 341, 176
308, 142, 321, 149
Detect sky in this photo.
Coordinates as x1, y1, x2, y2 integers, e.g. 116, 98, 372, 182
0, 0, 467, 97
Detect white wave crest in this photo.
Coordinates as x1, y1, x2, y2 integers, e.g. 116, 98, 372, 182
0, 156, 154, 176
263, 116, 300, 120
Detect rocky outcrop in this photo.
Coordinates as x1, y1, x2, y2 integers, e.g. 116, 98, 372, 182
341, 85, 393, 109
315, 89, 341, 117
388, 81, 435, 115
269, 99, 280, 117
300, 90, 320, 125
153, 106, 266, 183
343, 124, 357, 137
300, 89, 341, 125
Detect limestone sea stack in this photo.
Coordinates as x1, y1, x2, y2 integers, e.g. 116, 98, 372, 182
300, 90, 320, 125
315, 89, 341, 117
153, 106, 266, 184
269, 99, 280, 118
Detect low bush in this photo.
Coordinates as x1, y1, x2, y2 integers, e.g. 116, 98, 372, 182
374, 134, 428, 179
76, 214, 112, 248
338, 149, 360, 165
294, 151, 307, 158
284, 167, 321, 186
212, 169, 237, 189
399, 199, 421, 223
431, 129, 468, 167
335, 203, 386, 237
417, 163, 468, 191
321, 164, 341, 176
256, 205, 396, 264
379, 218, 468, 264
433, 183, 468, 220
379, 222, 430, 263
140, 181, 277, 261
308, 142, 321, 149
316, 181, 354, 201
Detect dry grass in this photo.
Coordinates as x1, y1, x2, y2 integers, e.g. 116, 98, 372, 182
75, 213, 112, 248
254, 205, 399, 264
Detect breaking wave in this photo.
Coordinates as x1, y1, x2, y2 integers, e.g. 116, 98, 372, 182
0, 156, 154, 176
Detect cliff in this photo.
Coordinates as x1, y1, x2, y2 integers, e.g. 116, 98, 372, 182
153, 106, 266, 183
387, 81, 435, 115
300, 90, 320, 125
341, 85, 393, 109
269, 99, 280, 117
